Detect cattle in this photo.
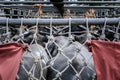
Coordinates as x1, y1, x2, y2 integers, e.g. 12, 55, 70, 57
50, 0, 64, 17
46, 36, 96, 80
9, 27, 49, 80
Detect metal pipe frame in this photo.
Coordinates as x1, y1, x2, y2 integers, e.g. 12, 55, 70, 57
0, 18, 119, 26
0, 5, 118, 10
0, 1, 120, 4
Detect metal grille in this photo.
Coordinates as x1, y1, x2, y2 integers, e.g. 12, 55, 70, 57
0, 1, 120, 18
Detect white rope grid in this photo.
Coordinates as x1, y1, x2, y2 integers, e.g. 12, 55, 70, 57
0, 17, 119, 80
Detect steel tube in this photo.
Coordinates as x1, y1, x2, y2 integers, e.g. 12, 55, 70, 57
0, 1, 120, 4
0, 18, 119, 26
0, 5, 117, 10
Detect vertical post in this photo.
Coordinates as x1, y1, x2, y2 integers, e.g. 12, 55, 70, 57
23, 10, 26, 18
10, 8, 13, 18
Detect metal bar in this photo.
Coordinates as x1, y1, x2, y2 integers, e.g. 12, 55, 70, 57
0, 1, 120, 4
0, 18, 119, 26
0, 5, 118, 10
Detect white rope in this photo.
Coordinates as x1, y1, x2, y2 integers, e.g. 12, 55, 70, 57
114, 17, 120, 41
29, 18, 39, 45
34, 18, 47, 80
45, 42, 53, 58
18, 18, 47, 80
20, 18, 23, 36
36, 18, 39, 32
6, 18, 9, 35
86, 18, 91, 40
34, 18, 39, 39
68, 17, 72, 39
16, 18, 26, 43
50, 17, 53, 37
100, 17, 107, 40
6, 18, 9, 42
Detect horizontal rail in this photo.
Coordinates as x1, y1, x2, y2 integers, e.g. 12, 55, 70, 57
0, 5, 118, 10
0, 1, 120, 4
0, 18, 119, 26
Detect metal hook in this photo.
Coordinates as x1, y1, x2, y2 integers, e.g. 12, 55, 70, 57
100, 17, 107, 40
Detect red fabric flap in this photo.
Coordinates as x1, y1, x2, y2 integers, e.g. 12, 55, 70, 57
0, 43, 28, 80
86, 40, 120, 80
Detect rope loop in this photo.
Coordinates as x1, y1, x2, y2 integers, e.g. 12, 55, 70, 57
69, 17, 72, 39
100, 17, 107, 40
6, 18, 10, 42
34, 18, 39, 39
114, 17, 120, 40
86, 18, 91, 40
50, 17, 53, 37
6, 18, 9, 35
49, 17, 54, 41
20, 18, 23, 36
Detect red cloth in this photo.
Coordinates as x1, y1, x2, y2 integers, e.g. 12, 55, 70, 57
86, 40, 120, 80
0, 43, 28, 80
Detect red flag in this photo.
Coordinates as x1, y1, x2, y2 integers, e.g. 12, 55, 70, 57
87, 40, 120, 80
0, 43, 28, 80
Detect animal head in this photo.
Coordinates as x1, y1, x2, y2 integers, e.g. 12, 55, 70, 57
50, 0, 64, 17
85, 9, 96, 18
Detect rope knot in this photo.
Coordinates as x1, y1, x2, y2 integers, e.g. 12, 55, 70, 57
56, 72, 62, 78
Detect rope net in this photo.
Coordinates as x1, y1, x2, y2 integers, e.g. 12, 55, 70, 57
0, 17, 120, 80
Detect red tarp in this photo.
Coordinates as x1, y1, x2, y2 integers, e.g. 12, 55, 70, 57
0, 43, 28, 80
87, 40, 120, 80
